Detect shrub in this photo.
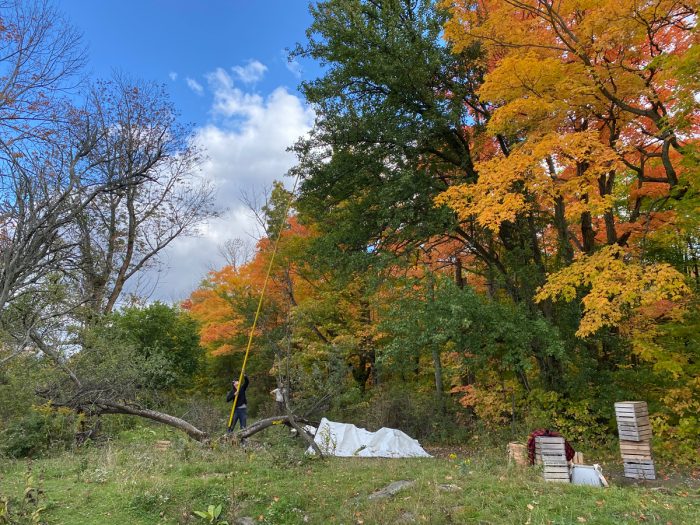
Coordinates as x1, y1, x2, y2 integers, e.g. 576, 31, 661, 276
524, 389, 610, 447
360, 384, 467, 442
0, 404, 77, 458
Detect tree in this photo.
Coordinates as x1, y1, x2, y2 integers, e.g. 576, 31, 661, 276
291, 0, 483, 264
71, 77, 215, 316
20, 76, 217, 437
438, 0, 697, 355
0, 0, 86, 322
291, 0, 567, 388
109, 302, 203, 390
0, 2, 217, 441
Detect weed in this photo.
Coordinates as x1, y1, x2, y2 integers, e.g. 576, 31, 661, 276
262, 496, 304, 525
0, 466, 47, 525
193, 504, 229, 524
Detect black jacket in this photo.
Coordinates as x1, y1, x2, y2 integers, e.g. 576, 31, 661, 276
226, 375, 249, 408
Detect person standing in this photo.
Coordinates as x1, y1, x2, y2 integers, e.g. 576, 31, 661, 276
270, 385, 286, 415
226, 374, 249, 433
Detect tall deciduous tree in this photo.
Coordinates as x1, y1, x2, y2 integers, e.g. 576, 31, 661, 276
291, 0, 565, 387
0, 0, 86, 322
438, 0, 697, 356
71, 77, 215, 316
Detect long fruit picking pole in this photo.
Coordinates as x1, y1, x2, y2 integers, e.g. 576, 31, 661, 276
227, 177, 299, 431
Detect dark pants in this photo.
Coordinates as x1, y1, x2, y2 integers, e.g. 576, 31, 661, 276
228, 407, 247, 432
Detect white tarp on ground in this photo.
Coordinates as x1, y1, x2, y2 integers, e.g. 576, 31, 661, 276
305, 417, 432, 458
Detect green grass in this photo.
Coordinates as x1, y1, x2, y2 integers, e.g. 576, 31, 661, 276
1, 425, 699, 525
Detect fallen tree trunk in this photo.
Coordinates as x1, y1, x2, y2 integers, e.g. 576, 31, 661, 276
35, 347, 318, 446
97, 400, 209, 442
287, 412, 324, 458
233, 415, 317, 440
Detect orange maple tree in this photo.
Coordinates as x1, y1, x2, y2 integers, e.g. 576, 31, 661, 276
437, 0, 698, 343
184, 217, 315, 357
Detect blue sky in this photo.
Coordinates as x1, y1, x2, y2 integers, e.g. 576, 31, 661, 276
59, 1, 319, 302
62, 1, 317, 124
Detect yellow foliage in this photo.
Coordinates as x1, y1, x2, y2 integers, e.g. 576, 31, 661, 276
438, 0, 697, 238
535, 245, 691, 338
435, 131, 622, 231
480, 53, 596, 137
453, 381, 515, 429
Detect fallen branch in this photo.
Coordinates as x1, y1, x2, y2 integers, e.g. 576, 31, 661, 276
97, 400, 209, 442
288, 412, 324, 458
284, 390, 324, 457
233, 415, 317, 440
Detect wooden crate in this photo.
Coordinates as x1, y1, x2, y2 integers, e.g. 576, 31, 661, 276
619, 440, 653, 461
615, 401, 652, 441
507, 442, 528, 467
623, 459, 656, 480
536, 436, 570, 483
543, 464, 571, 482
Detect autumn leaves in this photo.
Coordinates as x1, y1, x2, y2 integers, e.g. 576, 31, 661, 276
436, 0, 697, 346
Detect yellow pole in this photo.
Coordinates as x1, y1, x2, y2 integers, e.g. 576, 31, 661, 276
227, 177, 299, 431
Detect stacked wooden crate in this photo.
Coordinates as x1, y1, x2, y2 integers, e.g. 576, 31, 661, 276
535, 436, 570, 483
615, 401, 655, 480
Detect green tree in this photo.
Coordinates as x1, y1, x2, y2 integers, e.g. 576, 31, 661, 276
291, 0, 482, 264
109, 302, 203, 390
291, 0, 567, 389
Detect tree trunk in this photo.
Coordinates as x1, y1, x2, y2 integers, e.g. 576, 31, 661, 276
426, 275, 445, 413
432, 344, 445, 414
454, 257, 464, 289
97, 400, 209, 442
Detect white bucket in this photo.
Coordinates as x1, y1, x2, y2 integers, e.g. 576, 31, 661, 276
570, 464, 608, 487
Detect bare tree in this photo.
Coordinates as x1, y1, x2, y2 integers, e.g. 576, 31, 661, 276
0, 0, 88, 320
0, 0, 85, 152
219, 237, 254, 270
0, 2, 220, 441
17, 77, 218, 437
69, 77, 216, 316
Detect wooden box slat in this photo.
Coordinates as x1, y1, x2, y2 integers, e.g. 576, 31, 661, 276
621, 451, 653, 460
615, 401, 648, 410
544, 463, 569, 472
620, 441, 652, 451
623, 460, 656, 480
537, 436, 567, 444
615, 407, 649, 415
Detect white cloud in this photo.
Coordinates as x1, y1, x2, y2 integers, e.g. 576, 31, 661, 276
141, 74, 315, 303
186, 77, 204, 95
232, 59, 268, 84
206, 68, 263, 118
169, 71, 178, 81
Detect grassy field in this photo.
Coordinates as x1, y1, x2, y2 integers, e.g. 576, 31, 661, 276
1, 425, 699, 525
